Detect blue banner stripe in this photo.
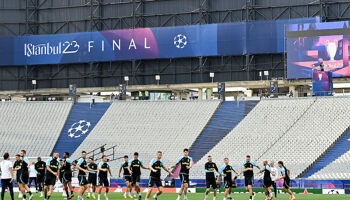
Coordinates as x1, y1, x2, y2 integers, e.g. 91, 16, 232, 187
0, 18, 319, 66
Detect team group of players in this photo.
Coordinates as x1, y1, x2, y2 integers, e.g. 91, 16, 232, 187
202, 155, 296, 200
2, 149, 295, 200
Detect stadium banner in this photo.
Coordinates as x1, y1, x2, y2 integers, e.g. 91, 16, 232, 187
312, 71, 333, 96
287, 21, 350, 79
322, 189, 345, 195
0, 18, 319, 66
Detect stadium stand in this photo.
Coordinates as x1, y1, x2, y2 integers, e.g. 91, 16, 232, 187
191, 98, 317, 179
310, 150, 350, 180
258, 97, 350, 178
51, 103, 111, 156
189, 101, 258, 163
71, 100, 220, 178
0, 102, 73, 156
307, 130, 350, 179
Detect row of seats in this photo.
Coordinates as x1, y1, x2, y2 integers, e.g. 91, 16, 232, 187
191, 98, 316, 179
310, 150, 350, 179
71, 101, 220, 179
258, 97, 350, 178
0, 102, 73, 157
191, 97, 350, 179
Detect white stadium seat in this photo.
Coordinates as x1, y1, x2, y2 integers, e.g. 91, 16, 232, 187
71, 100, 220, 179
0, 102, 73, 157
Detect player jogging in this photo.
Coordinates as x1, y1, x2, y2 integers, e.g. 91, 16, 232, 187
87, 157, 98, 199
242, 155, 260, 200
128, 152, 149, 200
35, 157, 46, 197
259, 161, 275, 200
59, 159, 65, 197
97, 155, 112, 200
13, 154, 23, 198
118, 155, 133, 199
270, 161, 278, 199
44, 152, 60, 200
145, 151, 173, 200
1, 152, 15, 200
204, 156, 219, 200
76, 151, 89, 200
276, 161, 295, 200
61, 152, 74, 199
18, 150, 33, 200
171, 148, 193, 200
218, 158, 241, 200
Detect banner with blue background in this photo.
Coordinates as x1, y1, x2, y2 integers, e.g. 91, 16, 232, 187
0, 17, 320, 66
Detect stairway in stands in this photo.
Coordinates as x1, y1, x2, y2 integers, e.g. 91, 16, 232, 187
302, 128, 350, 178
51, 103, 110, 156
190, 101, 258, 163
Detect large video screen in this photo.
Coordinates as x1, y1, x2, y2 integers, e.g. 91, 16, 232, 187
287, 21, 350, 79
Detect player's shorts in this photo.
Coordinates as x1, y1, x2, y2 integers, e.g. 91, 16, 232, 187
148, 176, 162, 188
245, 176, 254, 186
179, 173, 189, 184
44, 174, 57, 186
59, 172, 64, 182
78, 175, 88, 186
19, 173, 29, 184
283, 178, 291, 189
124, 175, 132, 183
205, 177, 217, 189
37, 173, 45, 183
88, 174, 97, 186
224, 178, 233, 188
98, 177, 109, 187
62, 172, 72, 183
263, 180, 272, 188
131, 175, 141, 184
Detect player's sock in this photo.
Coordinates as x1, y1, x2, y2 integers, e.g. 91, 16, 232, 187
223, 198, 226, 200
184, 195, 187, 200
47, 195, 51, 200
66, 190, 70, 197
213, 197, 216, 200
176, 194, 181, 200
249, 196, 252, 200
28, 191, 32, 196
97, 194, 100, 200
78, 195, 82, 200
23, 195, 27, 199
205, 194, 208, 198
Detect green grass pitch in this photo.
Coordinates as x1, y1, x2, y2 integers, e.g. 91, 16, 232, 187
2, 192, 347, 200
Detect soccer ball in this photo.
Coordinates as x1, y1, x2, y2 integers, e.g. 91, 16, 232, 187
174, 34, 188, 49
68, 120, 91, 138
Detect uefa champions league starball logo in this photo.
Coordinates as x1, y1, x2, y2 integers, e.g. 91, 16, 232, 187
174, 34, 187, 49
68, 120, 91, 138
